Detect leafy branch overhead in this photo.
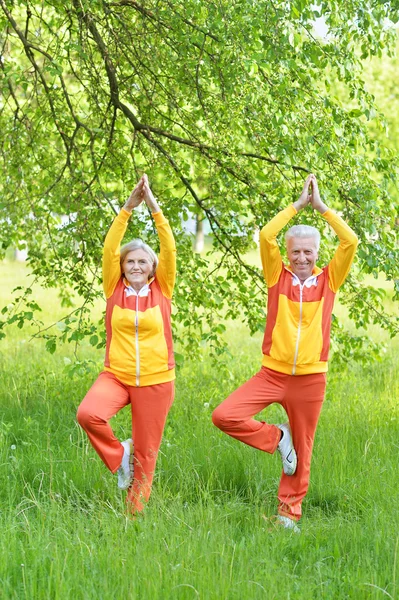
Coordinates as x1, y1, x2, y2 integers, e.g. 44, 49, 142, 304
0, 0, 398, 360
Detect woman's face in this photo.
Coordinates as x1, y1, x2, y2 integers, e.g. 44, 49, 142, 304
122, 249, 153, 291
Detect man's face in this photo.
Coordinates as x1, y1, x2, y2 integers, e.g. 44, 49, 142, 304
287, 237, 318, 282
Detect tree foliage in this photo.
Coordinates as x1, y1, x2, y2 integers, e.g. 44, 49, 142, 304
0, 0, 398, 363
363, 34, 399, 154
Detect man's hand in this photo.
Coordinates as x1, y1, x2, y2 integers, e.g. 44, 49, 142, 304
293, 174, 313, 212
124, 176, 145, 211
309, 175, 328, 214
142, 174, 161, 213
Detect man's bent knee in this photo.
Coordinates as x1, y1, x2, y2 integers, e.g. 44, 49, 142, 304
76, 405, 89, 429
212, 405, 234, 431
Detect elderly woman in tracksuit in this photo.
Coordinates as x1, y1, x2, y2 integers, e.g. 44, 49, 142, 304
212, 174, 358, 531
77, 174, 176, 513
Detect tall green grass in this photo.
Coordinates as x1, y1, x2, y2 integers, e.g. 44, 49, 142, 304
1, 260, 398, 599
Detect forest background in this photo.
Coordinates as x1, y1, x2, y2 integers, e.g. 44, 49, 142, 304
0, 1, 399, 598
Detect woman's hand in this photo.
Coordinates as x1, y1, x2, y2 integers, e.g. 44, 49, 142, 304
123, 177, 145, 211
142, 174, 161, 213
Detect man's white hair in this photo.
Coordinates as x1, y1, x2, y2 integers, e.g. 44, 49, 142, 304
120, 239, 159, 277
285, 225, 321, 251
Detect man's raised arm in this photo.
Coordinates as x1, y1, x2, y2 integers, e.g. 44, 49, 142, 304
310, 175, 358, 292
260, 175, 313, 287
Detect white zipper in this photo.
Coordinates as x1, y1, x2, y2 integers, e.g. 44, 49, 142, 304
135, 293, 140, 386
125, 282, 150, 386
292, 281, 304, 375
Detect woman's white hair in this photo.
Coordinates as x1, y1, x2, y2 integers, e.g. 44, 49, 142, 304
285, 225, 320, 250
120, 239, 159, 277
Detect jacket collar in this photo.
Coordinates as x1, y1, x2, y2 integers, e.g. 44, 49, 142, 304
284, 265, 323, 288
123, 276, 155, 298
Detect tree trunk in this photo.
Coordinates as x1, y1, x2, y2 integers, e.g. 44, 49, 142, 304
195, 215, 204, 253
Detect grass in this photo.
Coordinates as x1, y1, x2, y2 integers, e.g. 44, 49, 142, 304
1, 260, 399, 599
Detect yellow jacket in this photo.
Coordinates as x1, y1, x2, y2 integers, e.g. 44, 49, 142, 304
102, 208, 176, 386
260, 205, 358, 375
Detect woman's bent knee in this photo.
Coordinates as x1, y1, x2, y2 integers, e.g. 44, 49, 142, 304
212, 406, 226, 430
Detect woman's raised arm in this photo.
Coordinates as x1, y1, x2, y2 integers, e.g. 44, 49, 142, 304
142, 175, 176, 299
102, 177, 145, 298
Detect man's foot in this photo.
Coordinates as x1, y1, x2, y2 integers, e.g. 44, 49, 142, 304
276, 515, 300, 533
277, 423, 297, 476
117, 439, 134, 490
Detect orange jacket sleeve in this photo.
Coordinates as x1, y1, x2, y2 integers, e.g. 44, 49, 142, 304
322, 209, 358, 292
102, 208, 130, 299
260, 204, 297, 287
152, 211, 176, 299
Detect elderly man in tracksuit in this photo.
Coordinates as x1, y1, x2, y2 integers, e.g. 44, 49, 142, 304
212, 174, 358, 531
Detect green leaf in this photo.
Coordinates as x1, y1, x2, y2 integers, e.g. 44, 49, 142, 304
46, 339, 57, 354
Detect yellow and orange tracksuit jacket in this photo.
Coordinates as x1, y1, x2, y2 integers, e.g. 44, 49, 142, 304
102, 208, 176, 387
260, 205, 358, 375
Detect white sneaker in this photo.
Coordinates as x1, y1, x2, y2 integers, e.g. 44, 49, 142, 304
277, 423, 297, 476
117, 439, 134, 490
277, 515, 300, 533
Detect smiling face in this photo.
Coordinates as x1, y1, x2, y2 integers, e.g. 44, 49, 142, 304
122, 249, 153, 291
287, 237, 318, 282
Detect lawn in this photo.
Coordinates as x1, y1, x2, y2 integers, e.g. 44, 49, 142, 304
0, 260, 398, 599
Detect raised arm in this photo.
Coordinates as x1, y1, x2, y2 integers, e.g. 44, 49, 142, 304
102, 178, 144, 298
260, 175, 313, 287
142, 175, 176, 299
310, 175, 358, 292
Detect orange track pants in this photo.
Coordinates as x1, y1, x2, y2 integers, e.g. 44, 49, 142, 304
77, 372, 174, 512
212, 367, 326, 521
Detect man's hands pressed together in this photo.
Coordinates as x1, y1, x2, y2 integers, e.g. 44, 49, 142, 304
293, 174, 328, 214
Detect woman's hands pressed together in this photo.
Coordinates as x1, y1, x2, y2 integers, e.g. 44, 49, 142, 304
124, 174, 161, 214
124, 176, 145, 211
